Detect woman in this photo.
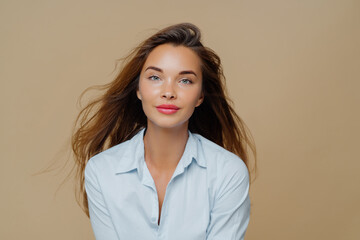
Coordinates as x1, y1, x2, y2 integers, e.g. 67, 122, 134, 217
72, 23, 256, 240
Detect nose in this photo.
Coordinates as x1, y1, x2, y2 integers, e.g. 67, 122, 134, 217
161, 81, 176, 100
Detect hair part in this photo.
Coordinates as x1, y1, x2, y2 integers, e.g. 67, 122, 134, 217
72, 23, 257, 216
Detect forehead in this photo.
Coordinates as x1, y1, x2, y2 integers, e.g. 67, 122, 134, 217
142, 44, 202, 74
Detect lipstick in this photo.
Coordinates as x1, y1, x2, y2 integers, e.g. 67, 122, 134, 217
156, 104, 180, 114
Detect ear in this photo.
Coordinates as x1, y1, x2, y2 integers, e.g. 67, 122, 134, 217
195, 92, 204, 107
136, 89, 142, 100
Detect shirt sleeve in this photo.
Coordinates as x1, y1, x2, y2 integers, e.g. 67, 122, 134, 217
206, 160, 251, 240
85, 159, 119, 240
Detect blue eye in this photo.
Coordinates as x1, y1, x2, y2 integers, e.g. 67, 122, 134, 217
149, 75, 160, 81
180, 79, 192, 84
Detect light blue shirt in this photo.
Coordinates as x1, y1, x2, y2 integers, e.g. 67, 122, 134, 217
85, 128, 250, 240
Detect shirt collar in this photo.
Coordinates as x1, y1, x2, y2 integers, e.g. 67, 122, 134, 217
114, 128, 146, 175
114, 128, 206, 175
180, 130, 207, 169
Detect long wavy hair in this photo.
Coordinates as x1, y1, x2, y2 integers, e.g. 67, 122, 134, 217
72, 23, 256, 216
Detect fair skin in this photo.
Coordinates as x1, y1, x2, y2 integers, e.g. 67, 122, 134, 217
137, 43, 203, 224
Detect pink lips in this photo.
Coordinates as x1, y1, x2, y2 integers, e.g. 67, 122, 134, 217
156, 104, 180, 114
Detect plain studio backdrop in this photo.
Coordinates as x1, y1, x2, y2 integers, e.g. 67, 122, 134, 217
1, 0, 359, 239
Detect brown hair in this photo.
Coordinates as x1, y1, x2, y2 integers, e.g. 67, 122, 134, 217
72, 23, 256, 216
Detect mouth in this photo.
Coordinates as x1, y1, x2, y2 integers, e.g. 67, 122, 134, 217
156, 104, 180, 114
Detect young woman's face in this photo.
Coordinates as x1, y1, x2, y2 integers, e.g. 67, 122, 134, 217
137, 43, 203, 130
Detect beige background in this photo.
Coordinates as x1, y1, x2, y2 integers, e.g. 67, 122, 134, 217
1, 0, 359, 239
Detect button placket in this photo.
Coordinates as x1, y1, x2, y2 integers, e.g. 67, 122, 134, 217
151, 189, 159, 225
141, 160, 161, 227
158, 177, 175, 230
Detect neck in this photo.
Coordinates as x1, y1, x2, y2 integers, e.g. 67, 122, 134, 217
143, 123, 189, 172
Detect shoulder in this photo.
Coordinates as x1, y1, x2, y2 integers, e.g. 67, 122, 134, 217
85, 138, 132, 176
193, 133, 249, 179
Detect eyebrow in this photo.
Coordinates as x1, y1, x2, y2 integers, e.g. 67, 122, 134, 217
145, 66, 198, 77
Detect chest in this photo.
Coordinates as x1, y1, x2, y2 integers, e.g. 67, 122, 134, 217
148, 168, 174, 224
153, 175, 170, 203
103, 164, 211, 239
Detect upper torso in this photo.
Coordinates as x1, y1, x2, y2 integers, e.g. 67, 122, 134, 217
85, 128, 250, 240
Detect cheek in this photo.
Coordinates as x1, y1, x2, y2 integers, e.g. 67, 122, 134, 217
137, 80, 149, 100
138, 80, 160, 102
186, 88, 203, 105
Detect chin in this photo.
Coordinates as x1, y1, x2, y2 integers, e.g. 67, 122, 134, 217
147, 119, 189, 130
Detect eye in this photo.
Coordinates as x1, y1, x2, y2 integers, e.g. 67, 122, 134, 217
180, 78, 192, 84
149, 75, 160, 81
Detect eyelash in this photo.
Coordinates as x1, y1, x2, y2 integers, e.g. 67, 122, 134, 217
149, 75, 160, 81
148, 75, 193, 84
180, 78, 192, 84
